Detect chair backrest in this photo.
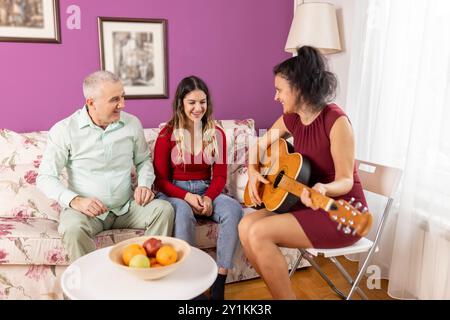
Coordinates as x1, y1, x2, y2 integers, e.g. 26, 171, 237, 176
355, 160, 402, 247
356, 160, 402, 199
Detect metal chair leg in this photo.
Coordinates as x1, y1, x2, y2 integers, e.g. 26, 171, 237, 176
289, 249, 306, 277
329, 257, 369, 300
301, 252, 347, 300
346, 243, 380, 299
344, 200, 393, 300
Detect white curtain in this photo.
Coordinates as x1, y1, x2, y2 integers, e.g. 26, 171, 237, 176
346, 0, 450, 299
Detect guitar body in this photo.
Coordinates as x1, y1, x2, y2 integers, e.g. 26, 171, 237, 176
244, 139, 311, 213
244, 138, 373, 237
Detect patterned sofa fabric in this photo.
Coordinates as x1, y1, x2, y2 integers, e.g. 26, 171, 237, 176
0, 265, 67, 300
0, 215, 220, 266
0, 130, 61, 222
0, 217, 147, 265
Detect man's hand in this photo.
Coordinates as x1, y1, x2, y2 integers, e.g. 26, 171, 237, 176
70, 196, 108, 217
134, 186, 155, 206
184, 192, 205, 215
201, 196, 213, 217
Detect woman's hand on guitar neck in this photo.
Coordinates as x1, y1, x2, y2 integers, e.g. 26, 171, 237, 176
248, 166, 269, 206
300, 183, 328, 210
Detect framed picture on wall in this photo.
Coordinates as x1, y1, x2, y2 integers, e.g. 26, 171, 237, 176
98, 17, 168, 99
0, 0, 61, 43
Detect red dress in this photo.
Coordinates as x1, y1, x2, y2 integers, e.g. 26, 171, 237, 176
283, 104, 367, 248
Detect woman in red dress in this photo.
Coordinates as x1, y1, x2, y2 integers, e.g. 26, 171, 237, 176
239, 46, 368, 299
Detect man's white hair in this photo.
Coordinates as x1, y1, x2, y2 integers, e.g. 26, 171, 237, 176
83, 70, 121, 99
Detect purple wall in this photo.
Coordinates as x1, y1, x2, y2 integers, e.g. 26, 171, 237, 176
0, 0, 292, 132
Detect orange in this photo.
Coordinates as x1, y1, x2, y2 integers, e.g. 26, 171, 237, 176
155, 245, 178, 266
122, 244, 147, 266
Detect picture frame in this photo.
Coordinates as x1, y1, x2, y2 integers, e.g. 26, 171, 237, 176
0, 0, 61, 43
98, 17, 169, 99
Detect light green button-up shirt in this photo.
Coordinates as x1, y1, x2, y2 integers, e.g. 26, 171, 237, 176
37, 106, 155, 220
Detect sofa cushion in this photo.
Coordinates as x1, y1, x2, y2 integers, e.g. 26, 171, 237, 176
0, 129, 48, 164
0, 217, 147, 265
0, 214, 223, 265
216, 119, 254, 203
142, 128, 161, 161
0, 130, 63, 222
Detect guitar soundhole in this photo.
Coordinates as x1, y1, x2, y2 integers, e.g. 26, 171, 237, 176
274, 171, 284, 188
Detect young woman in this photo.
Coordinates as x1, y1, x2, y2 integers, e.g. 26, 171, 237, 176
239, 46, 368, 299
153, 76, 243, 300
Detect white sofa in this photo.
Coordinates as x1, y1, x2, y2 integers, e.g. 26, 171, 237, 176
0, 119, 307, 300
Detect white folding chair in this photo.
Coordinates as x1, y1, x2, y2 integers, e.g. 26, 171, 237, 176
289, 160, 402, 300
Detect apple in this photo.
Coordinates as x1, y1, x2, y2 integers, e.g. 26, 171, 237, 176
129, 254, 150, 268
143, 237, 163, 257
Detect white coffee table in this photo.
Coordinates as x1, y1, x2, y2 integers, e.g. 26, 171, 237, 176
61, 246, 218, 300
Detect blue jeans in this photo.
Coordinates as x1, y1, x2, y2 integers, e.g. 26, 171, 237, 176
157, 180, 243, 269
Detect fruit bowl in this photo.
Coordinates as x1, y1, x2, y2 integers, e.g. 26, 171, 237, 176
108, 236, 191, 280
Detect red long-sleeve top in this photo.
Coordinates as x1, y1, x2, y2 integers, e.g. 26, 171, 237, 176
153, 125, 227, 200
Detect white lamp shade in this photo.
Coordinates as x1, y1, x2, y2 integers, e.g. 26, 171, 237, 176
285, 3, 342, 54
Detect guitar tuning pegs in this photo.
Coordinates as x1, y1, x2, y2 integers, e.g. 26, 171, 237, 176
352, 229, 357, 236
352, 211, 357, 217
345, 205, 350, 211
348, 220, 354, 226
340, 217, 346, 223
362, 207, 368, 213
343, 226, 352, 234
338, 200, 344, 205
332, 215, 338, 221
348, 197, 355, 205
355, 202, 362, 209
337, 223, 342, 230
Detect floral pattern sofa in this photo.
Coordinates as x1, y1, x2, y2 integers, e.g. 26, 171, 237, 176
0, 119, 307, 300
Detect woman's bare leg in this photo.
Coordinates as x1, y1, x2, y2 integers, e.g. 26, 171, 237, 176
246, 213, 313, 299
238, 209, 274, 275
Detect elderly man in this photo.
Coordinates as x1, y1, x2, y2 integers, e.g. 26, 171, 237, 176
37, 70, 174, 262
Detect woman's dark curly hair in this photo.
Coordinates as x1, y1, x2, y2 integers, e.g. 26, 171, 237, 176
273, 46, 337, 112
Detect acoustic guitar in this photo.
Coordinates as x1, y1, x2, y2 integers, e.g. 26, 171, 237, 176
243, 138, 372, 237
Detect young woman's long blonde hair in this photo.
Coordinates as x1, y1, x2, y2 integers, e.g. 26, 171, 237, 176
166, 76, 219, 164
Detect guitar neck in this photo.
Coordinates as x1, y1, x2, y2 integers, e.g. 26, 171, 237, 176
277, 175, 335, 211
